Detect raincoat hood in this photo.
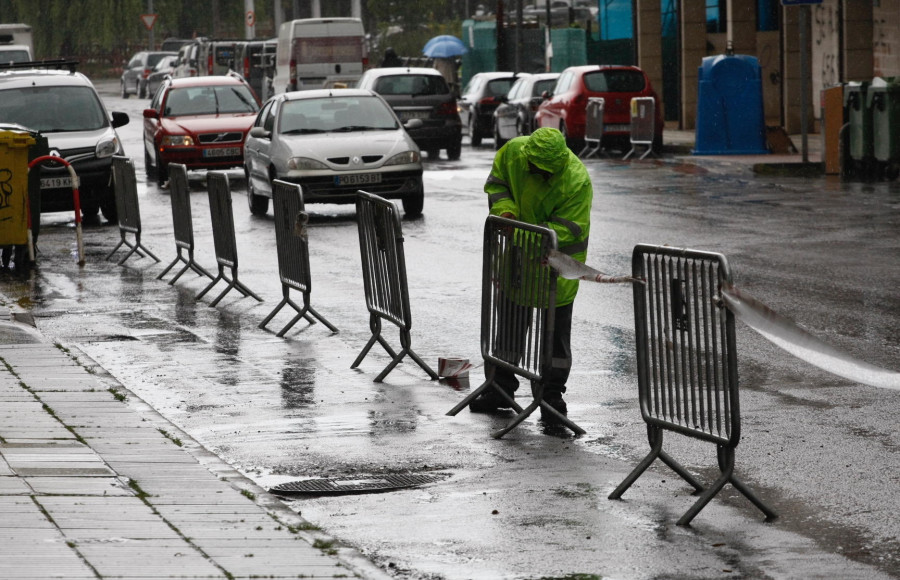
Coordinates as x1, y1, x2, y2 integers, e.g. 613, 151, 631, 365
523, 127, 569, 174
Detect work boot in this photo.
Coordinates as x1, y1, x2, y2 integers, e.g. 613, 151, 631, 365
540, 391, 567, 423
468, 385, 515, 413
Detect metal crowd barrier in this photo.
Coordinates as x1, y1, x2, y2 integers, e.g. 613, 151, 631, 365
352, 191, 436, 382
259, 180, 338, 336
105, 156, 160, 266
623, 96, 657, 160
446, 216, 585, 438
608, 244, 777, 525
196, 171, 263, 307
579, 97, 605, 159
156, 163, 214, 285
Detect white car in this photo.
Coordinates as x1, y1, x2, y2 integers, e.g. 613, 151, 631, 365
0, 63, 129, 221
244, 88, 425, 216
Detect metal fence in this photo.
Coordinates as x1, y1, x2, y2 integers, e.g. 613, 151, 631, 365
579, 97, 605, 159
446, 216, 585, 438
259, 180, 338, 336
196, 171, 263, 307
623, 96, 657, 160
105, 156, 160, 266
352, 191, 436, 382
608, 244, 777, 525
156, 163, 214, 285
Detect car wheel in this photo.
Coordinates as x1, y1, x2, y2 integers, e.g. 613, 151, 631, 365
121, 80, 129, 99
493, 121, 507, 151
144, 148, 156, 176
402, 183, 424, 217
560, 121, 582, 153
138, 81, 146, 99
100, 191, 118, 223
81, 203, 100, 217
246, 169, 269, 216
427, 149, 440, 159
446, 135, 462, 161
156, 153, 168, 187
469, 117, 482, 147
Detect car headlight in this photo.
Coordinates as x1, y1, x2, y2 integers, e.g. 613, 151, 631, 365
161, 135, 194, 147
288, 157, 329, 170
95, 136, 119, 159
383, 151, 420, 166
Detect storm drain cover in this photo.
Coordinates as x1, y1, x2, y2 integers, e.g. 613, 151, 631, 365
270, 473, 449, 496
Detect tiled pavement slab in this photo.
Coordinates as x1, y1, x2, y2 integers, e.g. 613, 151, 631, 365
0, 342, 390, 579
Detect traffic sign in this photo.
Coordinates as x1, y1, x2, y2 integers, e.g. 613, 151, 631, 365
140, 14, 157, 30
246, 11, 255, 27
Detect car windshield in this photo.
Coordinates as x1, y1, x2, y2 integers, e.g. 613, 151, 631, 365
164, 85, 259, 116
0, 85, 108, 132
279, 96, 399, 134
373, 74, 448, 96
0, 50, 30, 63
584, 70, 646, 92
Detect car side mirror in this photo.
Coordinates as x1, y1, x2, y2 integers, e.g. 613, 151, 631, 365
541, 90, 551, 100
111, 111, 130, 128
403, 118, 424, 130
142, 109, 159, 120
249, 126, 271, 139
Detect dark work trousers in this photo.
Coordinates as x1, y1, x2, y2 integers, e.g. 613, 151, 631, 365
487, 301, 574, 396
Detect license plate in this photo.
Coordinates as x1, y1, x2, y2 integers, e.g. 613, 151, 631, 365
335, 173, 382, 186
399, 110, 429, 121
40, 176, 79, 190
203, 147, 241, 158
605, 124, 630, 133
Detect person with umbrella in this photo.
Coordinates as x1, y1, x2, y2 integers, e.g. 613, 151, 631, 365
423, 36, 467, 96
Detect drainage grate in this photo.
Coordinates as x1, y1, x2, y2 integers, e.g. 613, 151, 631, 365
270, 473, 448, 496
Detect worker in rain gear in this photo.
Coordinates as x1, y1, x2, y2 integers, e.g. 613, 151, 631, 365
471, 127, 593, 422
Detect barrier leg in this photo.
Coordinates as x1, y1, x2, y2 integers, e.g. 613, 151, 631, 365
196, 267, 225, 300
609, 425, 665, 500
352, 316, 398, 370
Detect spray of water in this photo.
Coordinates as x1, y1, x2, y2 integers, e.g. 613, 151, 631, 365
546, 249, 900, 391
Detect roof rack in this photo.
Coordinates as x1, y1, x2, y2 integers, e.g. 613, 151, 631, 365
0, 59, 79, 73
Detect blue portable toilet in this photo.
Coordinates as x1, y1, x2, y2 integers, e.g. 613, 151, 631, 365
693, 54, 769, 155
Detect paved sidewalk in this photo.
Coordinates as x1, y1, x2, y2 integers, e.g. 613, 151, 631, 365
0, 310, 390, 579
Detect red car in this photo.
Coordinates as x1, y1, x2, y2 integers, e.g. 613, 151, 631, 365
143, 73, 261, 186
535, 64, 663, 153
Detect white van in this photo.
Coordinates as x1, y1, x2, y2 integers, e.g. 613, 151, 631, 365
273, 18, 368, 93
0, 23, 33, 62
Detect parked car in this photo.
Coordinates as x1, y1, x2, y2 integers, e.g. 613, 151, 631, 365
492, 72, 560, 148
534, 64, 663, 152
244, 88, 425, 216
144, 54, 178, 99
458, 71, 522, 146
121, 50, 176, 98
0, 62, 129, 221
200, 40, 243, 76
172, 40, 204, 78
142, 73, 260, 186
356, 66, 462, 160
236, 39, 276, 101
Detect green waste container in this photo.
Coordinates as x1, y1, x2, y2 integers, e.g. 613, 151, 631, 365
844, 81, 873, 162
866, 77, 900, 165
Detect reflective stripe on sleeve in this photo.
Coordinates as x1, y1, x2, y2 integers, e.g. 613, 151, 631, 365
558, 237, 589, 256
488, 191, 513, 206
549, 214, 583, 238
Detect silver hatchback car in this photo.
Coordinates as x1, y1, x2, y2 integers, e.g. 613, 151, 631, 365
244, 88, 425, 216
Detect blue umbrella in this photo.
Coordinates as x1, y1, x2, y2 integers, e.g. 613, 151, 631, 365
423, 35, 467, 58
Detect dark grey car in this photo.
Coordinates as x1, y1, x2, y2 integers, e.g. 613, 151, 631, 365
492, 72, 560, 148
121, 50, 176, 98
356, 67, 463, 160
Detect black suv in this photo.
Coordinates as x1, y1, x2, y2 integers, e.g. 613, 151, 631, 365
0, 61, 129, 221
356, 67, 463, 160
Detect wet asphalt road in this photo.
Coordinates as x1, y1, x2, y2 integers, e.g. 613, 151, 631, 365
1, 80, 899, 579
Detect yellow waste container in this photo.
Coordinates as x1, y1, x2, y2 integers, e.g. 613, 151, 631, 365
0, 130, 36, 246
